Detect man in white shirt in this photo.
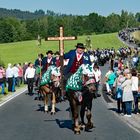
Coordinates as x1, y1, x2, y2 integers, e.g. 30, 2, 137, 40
24, 63, 36, 95
93, 64, 102, 97
6, 63, 14, 92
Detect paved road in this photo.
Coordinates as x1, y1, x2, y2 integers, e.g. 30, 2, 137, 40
0, 66, 140, 140
0, 91, 140, 140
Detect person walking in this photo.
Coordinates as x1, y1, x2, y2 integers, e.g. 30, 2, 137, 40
131, 69, 139, 114
0, 65, 6, 95
17, 63, 23, 85
6, 63, 14, 92
12, 64, 19, 91
23, 62, 28, 84
24, 63, 36, 95
93, 64, 102, 97
113, 71, 125, 113
122, 73, 133, 117
34, 53, 44, 86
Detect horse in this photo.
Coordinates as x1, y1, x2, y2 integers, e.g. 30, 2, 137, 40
39, 65, 61, 115
66, 64, 96, 134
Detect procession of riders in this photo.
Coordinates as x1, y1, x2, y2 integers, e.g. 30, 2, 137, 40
0, 42, 140, 134
34, 43, 139, 133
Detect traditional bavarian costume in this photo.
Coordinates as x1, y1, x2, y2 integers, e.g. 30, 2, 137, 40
54, 51, 61, 68
69, 52, 83, 74
64, 43, 91, 80
42, 50, 55, 73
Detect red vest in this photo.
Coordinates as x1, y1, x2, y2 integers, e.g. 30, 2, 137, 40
55, 59, 60, 67
70, 56, 83, 73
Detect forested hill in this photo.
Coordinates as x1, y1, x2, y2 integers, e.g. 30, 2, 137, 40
0, 8, 47, 19
0, 7, 140, 44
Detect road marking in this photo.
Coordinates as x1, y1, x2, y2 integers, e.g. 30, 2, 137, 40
0, 88, 27, 107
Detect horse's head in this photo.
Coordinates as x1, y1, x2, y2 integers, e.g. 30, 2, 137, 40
81, 64, 96, 92
50, 67, 61, 87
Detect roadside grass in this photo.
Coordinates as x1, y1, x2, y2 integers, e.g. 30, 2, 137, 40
0, 32, 125, 66
0, 84, 26, 100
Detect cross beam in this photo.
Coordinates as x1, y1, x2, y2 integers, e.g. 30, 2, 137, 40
47, 26, 76, 56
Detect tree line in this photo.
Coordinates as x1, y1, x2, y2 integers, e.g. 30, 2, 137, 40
0, 8, 140, 43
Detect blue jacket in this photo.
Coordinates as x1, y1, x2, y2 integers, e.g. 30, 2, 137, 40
34, 59, 42, 67
42, 57, 55, 71
64, 49, 91, 75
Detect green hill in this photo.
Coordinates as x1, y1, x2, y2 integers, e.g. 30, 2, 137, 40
0, 33, 125, 66
132, 31, 140, 42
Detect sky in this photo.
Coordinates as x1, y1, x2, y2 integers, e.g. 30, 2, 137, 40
0, 0, 139, 16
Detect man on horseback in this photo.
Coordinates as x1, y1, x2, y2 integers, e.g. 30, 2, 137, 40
42, 50, 55, 73
64, 43, 91, 81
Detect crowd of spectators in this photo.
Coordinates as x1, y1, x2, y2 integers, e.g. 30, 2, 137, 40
104, 50, 140, 117
0, 62, 28, 95
118, 27, 140, 45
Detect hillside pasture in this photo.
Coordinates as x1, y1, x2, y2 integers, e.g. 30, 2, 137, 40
0, 33, 125, 66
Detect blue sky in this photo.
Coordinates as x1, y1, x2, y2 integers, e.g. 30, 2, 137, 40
0, 0, 139, 16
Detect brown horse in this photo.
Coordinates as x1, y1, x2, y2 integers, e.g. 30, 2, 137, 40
39, 66, 61, 114
66, 64, 96, 134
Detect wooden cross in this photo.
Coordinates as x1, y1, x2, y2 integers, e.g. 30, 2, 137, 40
46, 26, 77, 94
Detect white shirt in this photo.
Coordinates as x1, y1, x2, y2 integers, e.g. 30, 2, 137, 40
90, 54, 95, 62
133, 57, 138, 62
24, 67, 35, 80
6, 67, 14, 78
47, 58, 52, 63
12, 66, 19, 77
93, 69, 101, 82
76, 52, 83, 61
131, 76, 138, 91
64, 59, 69, 66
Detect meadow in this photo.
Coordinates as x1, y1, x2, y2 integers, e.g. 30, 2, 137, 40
0, 33, 125, 66
132, 31, 140, 41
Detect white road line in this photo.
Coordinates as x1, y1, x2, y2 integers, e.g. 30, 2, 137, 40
0, 88, 27, 107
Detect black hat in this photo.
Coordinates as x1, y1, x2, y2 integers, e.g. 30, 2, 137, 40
46, 50, 53, 55
76, 43, 85, 49
55, 51, 60, 55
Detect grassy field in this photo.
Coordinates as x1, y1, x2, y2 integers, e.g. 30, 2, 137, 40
0, 32, 125, 66
132, 31, 140, 41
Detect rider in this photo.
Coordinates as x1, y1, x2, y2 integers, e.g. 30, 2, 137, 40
42, 50, 55, 73
64, 43, 91, 81
63, 43, 91, 100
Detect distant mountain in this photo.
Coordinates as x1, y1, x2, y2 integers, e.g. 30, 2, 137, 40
0, 8, 46, 20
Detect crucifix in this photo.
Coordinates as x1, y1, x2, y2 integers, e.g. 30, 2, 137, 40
46, 26, 77, 94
